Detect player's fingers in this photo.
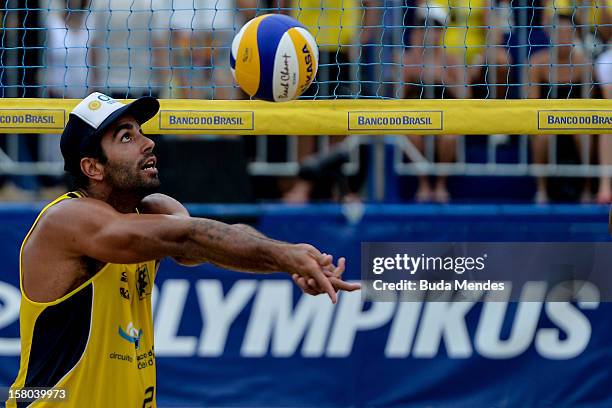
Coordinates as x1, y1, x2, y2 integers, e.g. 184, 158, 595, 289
308, 275, 359, 293
292, 274, 306, 288
334, 257, 346, 277
310, 269, 337, 304
297, 277, 308, 290
299, 277, 321, 296
306, 286, 322, 296
318, 253, 333, 267
310, 248, 326, 264
294, 275, 319, 295
322, 265, 336, 276
304, 277, 329, 294
322, 256, 345, 277
330, 277, 361, 292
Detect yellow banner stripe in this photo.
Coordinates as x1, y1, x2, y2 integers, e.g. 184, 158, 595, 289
0, 99, 609, 135
0, 109, 65, 130
159, 110, 254, 131
349, 111, 443, 131
538, 110, 612, 130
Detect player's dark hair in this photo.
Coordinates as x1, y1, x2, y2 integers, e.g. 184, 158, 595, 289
67, 142, 108, 190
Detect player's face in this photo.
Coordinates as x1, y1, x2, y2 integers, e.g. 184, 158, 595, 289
99, 115, 160, 194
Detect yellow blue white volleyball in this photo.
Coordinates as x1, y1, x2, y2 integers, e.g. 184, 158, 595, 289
230, 14, 319, 102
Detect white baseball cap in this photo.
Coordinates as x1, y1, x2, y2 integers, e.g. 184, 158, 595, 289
60, 92, 159, 173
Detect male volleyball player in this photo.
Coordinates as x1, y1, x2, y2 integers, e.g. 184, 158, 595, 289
7, 92, 359, 408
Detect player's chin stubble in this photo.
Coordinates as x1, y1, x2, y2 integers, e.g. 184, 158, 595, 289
106, 160, 161, 195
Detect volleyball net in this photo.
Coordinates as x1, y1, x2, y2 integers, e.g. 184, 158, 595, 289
0, 0, 610, 184
0, 1, 609, 128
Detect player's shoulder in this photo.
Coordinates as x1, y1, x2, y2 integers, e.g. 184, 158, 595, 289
38, 196, 118, 234
23, 197, 119, 257
141, 193, 179, 204
48, 195, 116, 215
139, 193, 189, 216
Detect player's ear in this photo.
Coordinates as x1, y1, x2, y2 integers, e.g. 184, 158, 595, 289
80, 157, 105, 182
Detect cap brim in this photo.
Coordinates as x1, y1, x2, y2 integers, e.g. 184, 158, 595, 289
94, 96, 159, 138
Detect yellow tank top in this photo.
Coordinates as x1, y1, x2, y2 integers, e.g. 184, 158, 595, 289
436, 0, 487, 64
7, 192, 158, 408
291, 0, 361, 51
545, 0, 612, 29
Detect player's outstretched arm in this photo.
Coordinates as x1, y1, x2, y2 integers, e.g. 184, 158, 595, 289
139, 193, 283, 264
46, 197, 343, 302
139, 193, 360, 296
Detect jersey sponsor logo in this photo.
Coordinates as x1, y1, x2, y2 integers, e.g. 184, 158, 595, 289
136, 265, 151, 300
0, 109, 65, 130
119, 287, 130, 300
119, 271, 130, 300
109, 351, 133, 363
348, 111, 443, 131
119, 322, 143, 350
136, 346, 155, 370
538, 110, 612, 130
159, 110, 254, 131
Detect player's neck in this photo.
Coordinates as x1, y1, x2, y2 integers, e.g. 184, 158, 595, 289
79, 186, 141, 214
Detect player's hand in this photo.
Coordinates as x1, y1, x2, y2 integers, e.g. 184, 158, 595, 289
284, 244, 339, 303
291, 253, 360, 298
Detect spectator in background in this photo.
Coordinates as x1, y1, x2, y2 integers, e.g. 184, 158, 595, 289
541, 1, 611, 203
37, 0, 92, 197
595, 7, 612, 203
0, 6, 8, 196
280, 0, 372, 203
159, 0, 255, 100
596, 50, 612, 202
0, 1, 46, 200
403, 5, 466, 202
89, 0, 170, 98
43, 0, 91, 99
528, 13, 593, 203
435, 0, 512, 98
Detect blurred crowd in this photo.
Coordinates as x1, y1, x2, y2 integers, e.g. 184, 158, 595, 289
0, 0, 610, 204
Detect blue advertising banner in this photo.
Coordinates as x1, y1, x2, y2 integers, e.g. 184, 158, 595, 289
1, 204, 611, 407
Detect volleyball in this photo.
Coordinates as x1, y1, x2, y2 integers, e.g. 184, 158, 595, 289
230, 14, 319, 102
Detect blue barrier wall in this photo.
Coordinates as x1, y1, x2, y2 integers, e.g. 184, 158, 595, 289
0, 203, 611, 407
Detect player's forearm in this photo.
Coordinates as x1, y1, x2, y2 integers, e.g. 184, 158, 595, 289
180, 218, 290, 273
232, 223, 286, 243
